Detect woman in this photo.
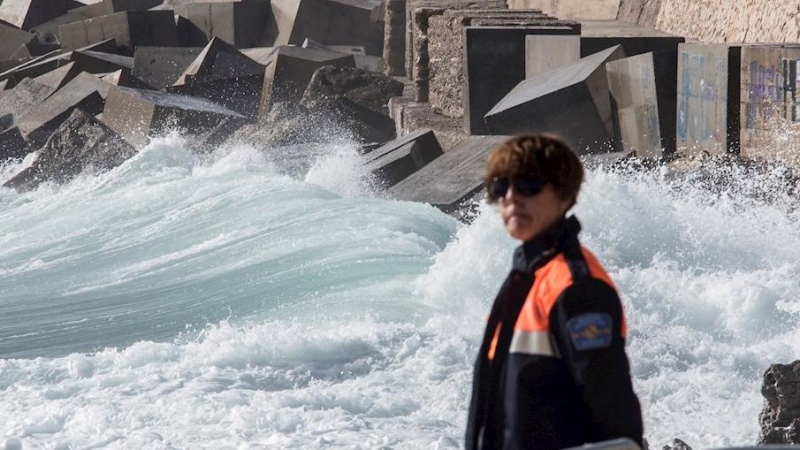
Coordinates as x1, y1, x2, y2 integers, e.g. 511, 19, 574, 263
466, 135, 644, 450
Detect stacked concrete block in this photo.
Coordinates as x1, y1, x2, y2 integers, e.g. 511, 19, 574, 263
484, 45, 625, 153
58, 10, 178, 55
388, 135, 510, 212
174, 2, 273, 48
132, 47, 204, 89
383, 0, 406, 76
427, 9, 562, 120
525, 35, 580, 78
16, 72, 112, 146
0, 0, 70, 31
464, 23, 581, 135
270, 0, 385, 56
102, 86, 247, 148
581, 20, 684, 155
606, 52, 663, 159
258, 46, 356, 118
365, 129, 443, 188
174, 38, 264, 86
509, 0, 620, 20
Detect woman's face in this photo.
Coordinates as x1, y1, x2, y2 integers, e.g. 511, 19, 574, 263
498, 182, 571, 242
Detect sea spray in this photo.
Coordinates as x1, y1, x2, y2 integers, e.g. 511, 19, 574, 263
1, 138, 799, 448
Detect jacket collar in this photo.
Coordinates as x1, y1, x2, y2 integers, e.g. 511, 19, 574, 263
511, 215, 581, 272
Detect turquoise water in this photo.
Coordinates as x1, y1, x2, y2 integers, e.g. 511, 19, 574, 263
1, 137, 799, 449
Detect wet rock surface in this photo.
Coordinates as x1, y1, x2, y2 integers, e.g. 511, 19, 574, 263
302, 65, 404, 115
759, 360, 800, 445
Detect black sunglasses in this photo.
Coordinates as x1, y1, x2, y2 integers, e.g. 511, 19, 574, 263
486, 175, 545, 201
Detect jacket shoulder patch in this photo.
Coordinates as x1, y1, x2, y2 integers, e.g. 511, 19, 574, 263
566, 313, 612, 350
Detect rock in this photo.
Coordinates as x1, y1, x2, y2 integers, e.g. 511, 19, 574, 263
662, 438, 692, 450
759, 360, 800, 444
302, 66, 404, 115
3, 109, 137, 192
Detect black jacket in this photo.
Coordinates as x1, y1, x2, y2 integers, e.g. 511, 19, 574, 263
466, 216, 644, 450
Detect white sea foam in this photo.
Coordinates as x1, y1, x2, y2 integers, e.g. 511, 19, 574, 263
1, 138, 799, 449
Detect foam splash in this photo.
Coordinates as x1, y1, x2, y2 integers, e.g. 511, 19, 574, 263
1, 139, 799, 448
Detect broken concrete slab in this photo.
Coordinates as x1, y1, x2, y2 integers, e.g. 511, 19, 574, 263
270, 0, 385, 56
174, 37, 264, 86
388, 135, 510, 212
526, 34, 580, 79
606, 52, 663, 159
484, 45, 626, 153
0, 0, 69, 31
16, 71, 112, 146
0, 78, 55, 131
302, 66, 404, 115
58, 10, 178, 55
258, 46, 356, 118
102, 86, 248, 148
3, 109, 137, 192
0, 23, 36, 61
364, 128, 443, 188
463, 24, 582, 135
132, 46, 203, 90
0, 127, 30, 161
174, 1, 273, 47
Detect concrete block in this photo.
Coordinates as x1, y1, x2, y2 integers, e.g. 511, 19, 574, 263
464, 24, 582, 135
581, 20, 685, 155
0, 78, 55, 131
364, 128, 443, 188
388, 135, 510, 212
0, 39, 118, 88
31, 0, 163, 44
270, 0, 385, 56
525, 35, 580, 79
100, 69, 153, 90
484, 45, 625, 153
58, 10, 178, 55
174, 37, 264, 86
16, 72, 112, 146
383, 0, 406, 76
174, 2, 273, 47
132, 46, 203, 90
241, 47, 279, 66
258, 46, 356, 118
509, 0, 619, 20
301, 39, 382, 73
0, 23, 36, 61
0, 0, 69, 31
675, 43, 740, 157
738, 44, 800, 162
0, 127, 30, 161
167, 73, 264, 118
33, 61, 83, 90
3, 109, 137, 192
71, 50, 134, 74
606, 52, 662, 159
102, 86, 247, 148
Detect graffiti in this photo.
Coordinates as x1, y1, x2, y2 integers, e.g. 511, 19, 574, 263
745, 61, 785, 128
677, 51, 723, 145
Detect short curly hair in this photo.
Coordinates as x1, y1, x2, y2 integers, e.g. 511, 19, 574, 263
484, 135, 584, 205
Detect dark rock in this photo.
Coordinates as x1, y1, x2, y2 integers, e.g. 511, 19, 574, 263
662, 438, 692, 450
3, 109, 137, 192
759, 360, 800, 444
302, 66, 404, 116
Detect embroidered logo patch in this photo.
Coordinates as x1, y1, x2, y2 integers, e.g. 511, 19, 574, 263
566, 313, 613, 350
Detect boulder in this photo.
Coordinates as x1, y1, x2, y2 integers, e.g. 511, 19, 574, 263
3, 109, 137, 192
662, 439, 692, 450
759, 360, 800, 444
302, 65, 404, 115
